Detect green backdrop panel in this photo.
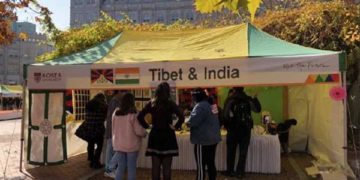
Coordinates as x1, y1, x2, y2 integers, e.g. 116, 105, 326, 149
217, 86, 284, 125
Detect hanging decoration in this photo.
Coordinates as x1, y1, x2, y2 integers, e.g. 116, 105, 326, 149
329, 86, 346, 101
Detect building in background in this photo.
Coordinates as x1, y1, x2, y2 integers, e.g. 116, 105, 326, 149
70, 0, 330, 28
0, 22, 52, 85
70, 0, 197, 27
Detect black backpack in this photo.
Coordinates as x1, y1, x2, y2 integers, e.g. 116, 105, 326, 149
230, 97, 253, 129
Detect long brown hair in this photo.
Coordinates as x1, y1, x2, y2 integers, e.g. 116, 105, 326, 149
115, 93, 136, 116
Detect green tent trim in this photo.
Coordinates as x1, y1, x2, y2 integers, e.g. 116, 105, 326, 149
39, 34, 121, 65
247, 24, 337, 57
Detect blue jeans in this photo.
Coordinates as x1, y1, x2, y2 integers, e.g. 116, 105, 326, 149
114, 151, 139, 180
105, 138, 116, 170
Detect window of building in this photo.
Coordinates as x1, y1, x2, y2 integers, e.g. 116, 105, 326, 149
156, 11, 166, 23
7, 66, 19, 75
75, 0, 83, 5
186, 11, 194, 21
142, 12, 151, 23
171, 11, 179, 22
73, 90, 90, 121
115, 12, 123, 20
129, 12, 138, 23
157, 16, 164, 23
86, 0, 95, 4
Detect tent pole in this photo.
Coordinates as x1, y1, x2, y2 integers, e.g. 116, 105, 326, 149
342, 71, 348, 166
19, 80, 26, 173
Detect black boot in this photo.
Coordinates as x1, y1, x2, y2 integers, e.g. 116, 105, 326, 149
91, 161, 104, 169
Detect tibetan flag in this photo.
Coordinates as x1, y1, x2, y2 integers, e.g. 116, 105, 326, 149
91, 69, 113, 85
115, 68, 140, 85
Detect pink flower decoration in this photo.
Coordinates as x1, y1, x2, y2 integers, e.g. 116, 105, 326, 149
329, 86, 346, 101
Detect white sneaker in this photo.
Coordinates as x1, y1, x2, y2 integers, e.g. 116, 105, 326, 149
104, 171, 116, 179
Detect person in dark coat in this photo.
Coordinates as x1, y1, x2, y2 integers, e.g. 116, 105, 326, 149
223, 87, 261, 178
187, 88, 221, 180
77, 93, 108, 169
138, 82, 184, 180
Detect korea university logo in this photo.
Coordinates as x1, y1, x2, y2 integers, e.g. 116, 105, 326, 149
34, 72, 42, 83
34, 72, 62, 83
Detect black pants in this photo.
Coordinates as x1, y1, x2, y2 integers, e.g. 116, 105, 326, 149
151, 156, 173, 180
194, 144, 217, 180
226, 128, 251, 175
87, 138, 104, 165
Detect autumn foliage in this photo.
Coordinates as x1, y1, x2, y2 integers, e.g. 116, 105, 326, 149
0, 0, 57, 46
253, 0, 360, 81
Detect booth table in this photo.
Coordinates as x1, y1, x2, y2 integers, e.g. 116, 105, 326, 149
137, 131, 281, 174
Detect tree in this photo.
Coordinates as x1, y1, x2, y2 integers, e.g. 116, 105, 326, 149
253, 0, 360, 82
194, 0, 263, 21
37, 13, 204, 62
0, 0, 57, 46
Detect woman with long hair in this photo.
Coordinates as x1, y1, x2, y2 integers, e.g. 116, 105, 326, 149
138, 82, 184, 180
111, 93, 147, 180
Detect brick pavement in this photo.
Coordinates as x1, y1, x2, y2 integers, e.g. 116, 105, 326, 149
22, 152, 316, 180
0, 118, 358, 179
0, 119, 28, 180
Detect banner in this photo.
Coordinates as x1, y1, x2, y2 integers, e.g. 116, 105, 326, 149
27, 55, 340, 89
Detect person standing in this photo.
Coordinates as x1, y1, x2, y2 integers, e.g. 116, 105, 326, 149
223, 87, 261, 178
187, 88, 221, 180
104, 90, 123, 173
138, 82, 184, 180
75, 93, 108, 169
111, 93, 147, 180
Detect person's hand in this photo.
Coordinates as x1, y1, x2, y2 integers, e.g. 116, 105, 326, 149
169, 124, 175, 130
185, 121, 191, 127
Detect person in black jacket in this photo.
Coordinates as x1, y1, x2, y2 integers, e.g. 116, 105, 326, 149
76, 93, 108, 169
223, 87, 261, 178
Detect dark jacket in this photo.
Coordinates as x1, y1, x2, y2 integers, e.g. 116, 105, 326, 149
76, 98, 107, 142
223, 92, 261, 131
188, 101, 221, 145
138, 100, 184, 130
105, 96, 121, 139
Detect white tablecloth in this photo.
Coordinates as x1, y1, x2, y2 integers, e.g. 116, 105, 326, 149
137, 131, 281, 174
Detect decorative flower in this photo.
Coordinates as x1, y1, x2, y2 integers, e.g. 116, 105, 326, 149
329, 86, 346, 101
39, 119, 52, 136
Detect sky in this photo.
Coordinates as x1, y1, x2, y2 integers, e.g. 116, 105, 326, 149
17, 0, 70, 32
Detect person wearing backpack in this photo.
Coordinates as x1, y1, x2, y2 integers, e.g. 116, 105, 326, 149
223, 87, 261, 178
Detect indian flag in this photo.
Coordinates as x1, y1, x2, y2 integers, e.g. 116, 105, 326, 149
115, 68, 140, 85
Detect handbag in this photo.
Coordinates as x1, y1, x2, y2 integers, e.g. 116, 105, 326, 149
75, 122, 89, 142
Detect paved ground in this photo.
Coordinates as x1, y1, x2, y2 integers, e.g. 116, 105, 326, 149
90, 153, 318, 180
0, 119, 28, 180
0, 118, 359, 180
25, 152, 317, 180
0, 118, 319, 180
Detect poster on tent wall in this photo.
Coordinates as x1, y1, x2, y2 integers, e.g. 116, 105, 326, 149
27, 55, 341, 90
27, 91, 67, 165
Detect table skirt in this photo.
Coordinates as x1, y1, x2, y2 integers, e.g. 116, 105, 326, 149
137, 132, 281, 174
